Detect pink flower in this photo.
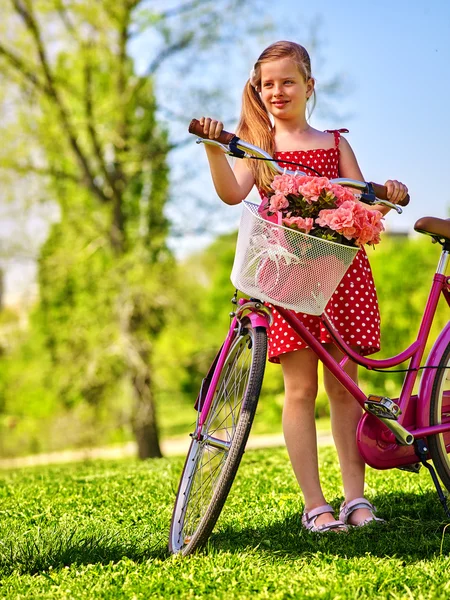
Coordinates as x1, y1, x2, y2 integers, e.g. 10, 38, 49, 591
354, 209, 384, 246
330, 184, 358, 204
269, 192, 289, 211
282, 216, 314, 233
316, 201, 356, 233
270, 174, 297, 195
297, 177, 332, 203
316, 201, 384, 246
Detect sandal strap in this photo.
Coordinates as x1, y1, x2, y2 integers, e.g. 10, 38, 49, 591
314, 519, 347, 533
339, 497, 381, 524
302, 504, 348, 533
303, 503, 334, 522
343, 497, 375, 512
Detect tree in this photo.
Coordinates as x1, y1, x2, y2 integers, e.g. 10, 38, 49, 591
0, 0, 263, 458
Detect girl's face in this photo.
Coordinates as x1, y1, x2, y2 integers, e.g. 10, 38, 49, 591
259, 57, 314, 121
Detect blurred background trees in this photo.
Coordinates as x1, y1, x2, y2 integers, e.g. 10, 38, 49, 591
0, 0, 267, 458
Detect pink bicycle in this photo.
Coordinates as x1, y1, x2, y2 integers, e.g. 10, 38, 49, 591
169, 120, 450, 555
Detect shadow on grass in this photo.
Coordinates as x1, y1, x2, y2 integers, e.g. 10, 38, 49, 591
3, 490, 450, 574
0, 526, 170, 576
208, 490, 450, 560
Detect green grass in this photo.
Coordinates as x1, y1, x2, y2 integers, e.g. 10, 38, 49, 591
1, 446, 450, 598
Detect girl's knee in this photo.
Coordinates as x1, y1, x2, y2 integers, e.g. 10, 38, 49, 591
285, 384, 318, 405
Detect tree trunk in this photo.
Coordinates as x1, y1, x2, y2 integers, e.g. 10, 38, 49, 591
131, 357, 163, 459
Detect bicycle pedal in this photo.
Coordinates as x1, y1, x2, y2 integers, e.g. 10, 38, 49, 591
397, 463, 421, 474
364, 395, 401, 420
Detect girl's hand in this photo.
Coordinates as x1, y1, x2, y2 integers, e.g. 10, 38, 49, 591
199, 116, 224, 140
384, 180, 409, 204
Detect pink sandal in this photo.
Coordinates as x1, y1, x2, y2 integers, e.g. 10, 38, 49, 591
302, 504, 348, 533
339, 497, 385, 527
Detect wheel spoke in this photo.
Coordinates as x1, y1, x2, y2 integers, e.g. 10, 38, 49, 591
182, 446, 226, 537
169, 323, 267, 554
428, 344, 450, 491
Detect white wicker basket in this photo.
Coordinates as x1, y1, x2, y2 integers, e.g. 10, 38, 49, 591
230, 202, 359, 315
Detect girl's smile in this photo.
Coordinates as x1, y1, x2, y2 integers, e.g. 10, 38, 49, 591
272, 99, 289, 109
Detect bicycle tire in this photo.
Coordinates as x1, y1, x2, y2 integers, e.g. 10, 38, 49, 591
169, 322, 267, 555
427, 340, 450, 491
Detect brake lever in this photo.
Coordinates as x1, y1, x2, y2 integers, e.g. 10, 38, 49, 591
196, 137, 247, 160
196, 138, 230, 152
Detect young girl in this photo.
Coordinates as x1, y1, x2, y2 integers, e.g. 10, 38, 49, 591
199, 40, 408, 533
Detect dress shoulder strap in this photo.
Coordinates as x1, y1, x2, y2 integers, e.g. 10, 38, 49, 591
324, 128, 349, 148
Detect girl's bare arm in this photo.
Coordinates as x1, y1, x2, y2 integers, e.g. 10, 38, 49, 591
201, 117, 255, 205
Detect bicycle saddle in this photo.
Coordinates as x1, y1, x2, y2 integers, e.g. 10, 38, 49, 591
414, 216, 450, 241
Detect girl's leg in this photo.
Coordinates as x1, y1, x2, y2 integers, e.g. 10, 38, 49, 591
323, 344, 373, 525
280, 348, 340, 527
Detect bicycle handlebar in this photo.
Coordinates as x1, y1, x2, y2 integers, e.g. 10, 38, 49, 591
188, 118, 410, 209
189, 119, 236, 146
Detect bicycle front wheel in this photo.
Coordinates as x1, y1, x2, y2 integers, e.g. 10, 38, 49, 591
428, 340, 450, 491
169, 321, 267, 555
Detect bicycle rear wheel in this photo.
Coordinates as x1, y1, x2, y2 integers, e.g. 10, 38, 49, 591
169, 320, 267, 555
427, 340, 450, 491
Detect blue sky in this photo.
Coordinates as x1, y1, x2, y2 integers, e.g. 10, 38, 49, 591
166, 0, 450, 253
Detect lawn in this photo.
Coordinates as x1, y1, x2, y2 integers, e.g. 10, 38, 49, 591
0, 445, 450, 599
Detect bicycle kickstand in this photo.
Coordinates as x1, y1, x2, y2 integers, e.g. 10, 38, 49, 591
415, 439, 450, 519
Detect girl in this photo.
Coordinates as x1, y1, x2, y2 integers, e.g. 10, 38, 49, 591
199, 40, 408, 533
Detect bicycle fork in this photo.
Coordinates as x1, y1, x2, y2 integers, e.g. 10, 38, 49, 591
193, 298, 270, 442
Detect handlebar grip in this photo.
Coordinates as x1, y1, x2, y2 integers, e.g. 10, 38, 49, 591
188, 118, 236, 145
370, 182, 410, 207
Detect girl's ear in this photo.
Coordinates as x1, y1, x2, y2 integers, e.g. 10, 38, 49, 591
307, 77, 315, 95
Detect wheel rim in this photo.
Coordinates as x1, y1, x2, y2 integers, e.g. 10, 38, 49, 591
171, 328, 255, 553
433, 353, 450, 468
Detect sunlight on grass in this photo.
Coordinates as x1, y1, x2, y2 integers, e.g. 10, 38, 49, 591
0, 447, 450, 598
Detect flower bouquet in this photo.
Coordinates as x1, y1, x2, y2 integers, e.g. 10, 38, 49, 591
230, 174, 385, 314
231, 174, 386, 314
262, 174, 384, 247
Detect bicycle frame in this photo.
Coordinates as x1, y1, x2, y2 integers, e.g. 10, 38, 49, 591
284, 244, 450, 468
196, 246, 450, 470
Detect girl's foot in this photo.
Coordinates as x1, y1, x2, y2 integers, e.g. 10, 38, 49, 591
302, 504, 347, 533
339, 497, 385, 527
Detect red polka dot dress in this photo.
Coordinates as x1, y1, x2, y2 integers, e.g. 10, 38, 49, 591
260, 130, 381, 363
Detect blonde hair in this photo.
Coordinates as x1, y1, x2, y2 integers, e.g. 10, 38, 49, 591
236, 41, 315, 192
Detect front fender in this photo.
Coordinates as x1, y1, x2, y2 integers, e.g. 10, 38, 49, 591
247, 311, 270, 329
417, 321, 450, 427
